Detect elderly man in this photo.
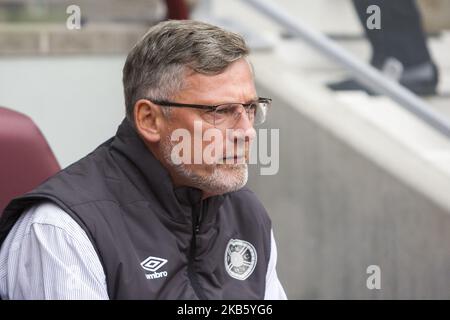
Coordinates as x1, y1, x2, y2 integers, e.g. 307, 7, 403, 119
0, 20, 286, 300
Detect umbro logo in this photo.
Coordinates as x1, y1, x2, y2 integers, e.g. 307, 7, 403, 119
141, 256, 168, 280
141, 256, 167, 272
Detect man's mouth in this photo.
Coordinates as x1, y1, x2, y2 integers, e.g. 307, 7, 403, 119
222, 154, 246, 164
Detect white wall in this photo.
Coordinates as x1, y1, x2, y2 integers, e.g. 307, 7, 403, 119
0, 55, 127, 168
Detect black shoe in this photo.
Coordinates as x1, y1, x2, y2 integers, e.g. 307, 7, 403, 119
327, 78, 376, 95
400, 62, 439, 96
327, 59, 439, 96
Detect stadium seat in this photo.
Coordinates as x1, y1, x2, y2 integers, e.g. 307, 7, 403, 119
0, 107, 60, 215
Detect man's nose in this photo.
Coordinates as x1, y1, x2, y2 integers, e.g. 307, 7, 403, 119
229, 107, 256, 142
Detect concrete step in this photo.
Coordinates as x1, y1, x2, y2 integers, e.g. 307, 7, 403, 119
0, 23, 149, 55
334, 91, 450, 177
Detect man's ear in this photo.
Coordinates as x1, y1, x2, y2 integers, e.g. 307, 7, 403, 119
134, 99, 165, 143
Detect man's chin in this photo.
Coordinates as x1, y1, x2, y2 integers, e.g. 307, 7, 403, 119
207, 164, 248, 193
181, 163, 248, 195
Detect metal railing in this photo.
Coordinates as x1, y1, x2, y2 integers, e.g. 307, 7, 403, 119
242, 0, 450, 139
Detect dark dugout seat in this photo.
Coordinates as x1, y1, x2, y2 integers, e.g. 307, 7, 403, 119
0, 107, 60, 215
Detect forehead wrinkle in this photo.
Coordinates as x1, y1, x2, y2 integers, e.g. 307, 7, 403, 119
173, 60, 256, 105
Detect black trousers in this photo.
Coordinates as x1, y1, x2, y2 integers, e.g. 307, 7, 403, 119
352, 0, 432, 68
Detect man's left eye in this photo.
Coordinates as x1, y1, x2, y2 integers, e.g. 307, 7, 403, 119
216, 106, 234, 114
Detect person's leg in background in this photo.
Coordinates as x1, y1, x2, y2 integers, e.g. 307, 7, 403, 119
328, 0, 439, 96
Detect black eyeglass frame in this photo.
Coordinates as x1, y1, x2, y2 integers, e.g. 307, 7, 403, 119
140, 97, 272, 112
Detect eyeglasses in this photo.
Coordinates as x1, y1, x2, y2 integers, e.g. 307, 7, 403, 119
142, 97, 272, 128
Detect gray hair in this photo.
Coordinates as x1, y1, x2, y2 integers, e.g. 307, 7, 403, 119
122, 20, 250, 123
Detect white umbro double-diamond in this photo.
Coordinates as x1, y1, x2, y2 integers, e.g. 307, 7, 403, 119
141, 256, 168, 272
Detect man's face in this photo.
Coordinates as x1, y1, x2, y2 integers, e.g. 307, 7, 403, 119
158, 58, 257, 196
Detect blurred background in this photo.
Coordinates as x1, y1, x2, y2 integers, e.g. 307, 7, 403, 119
0, 0, 450, 299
